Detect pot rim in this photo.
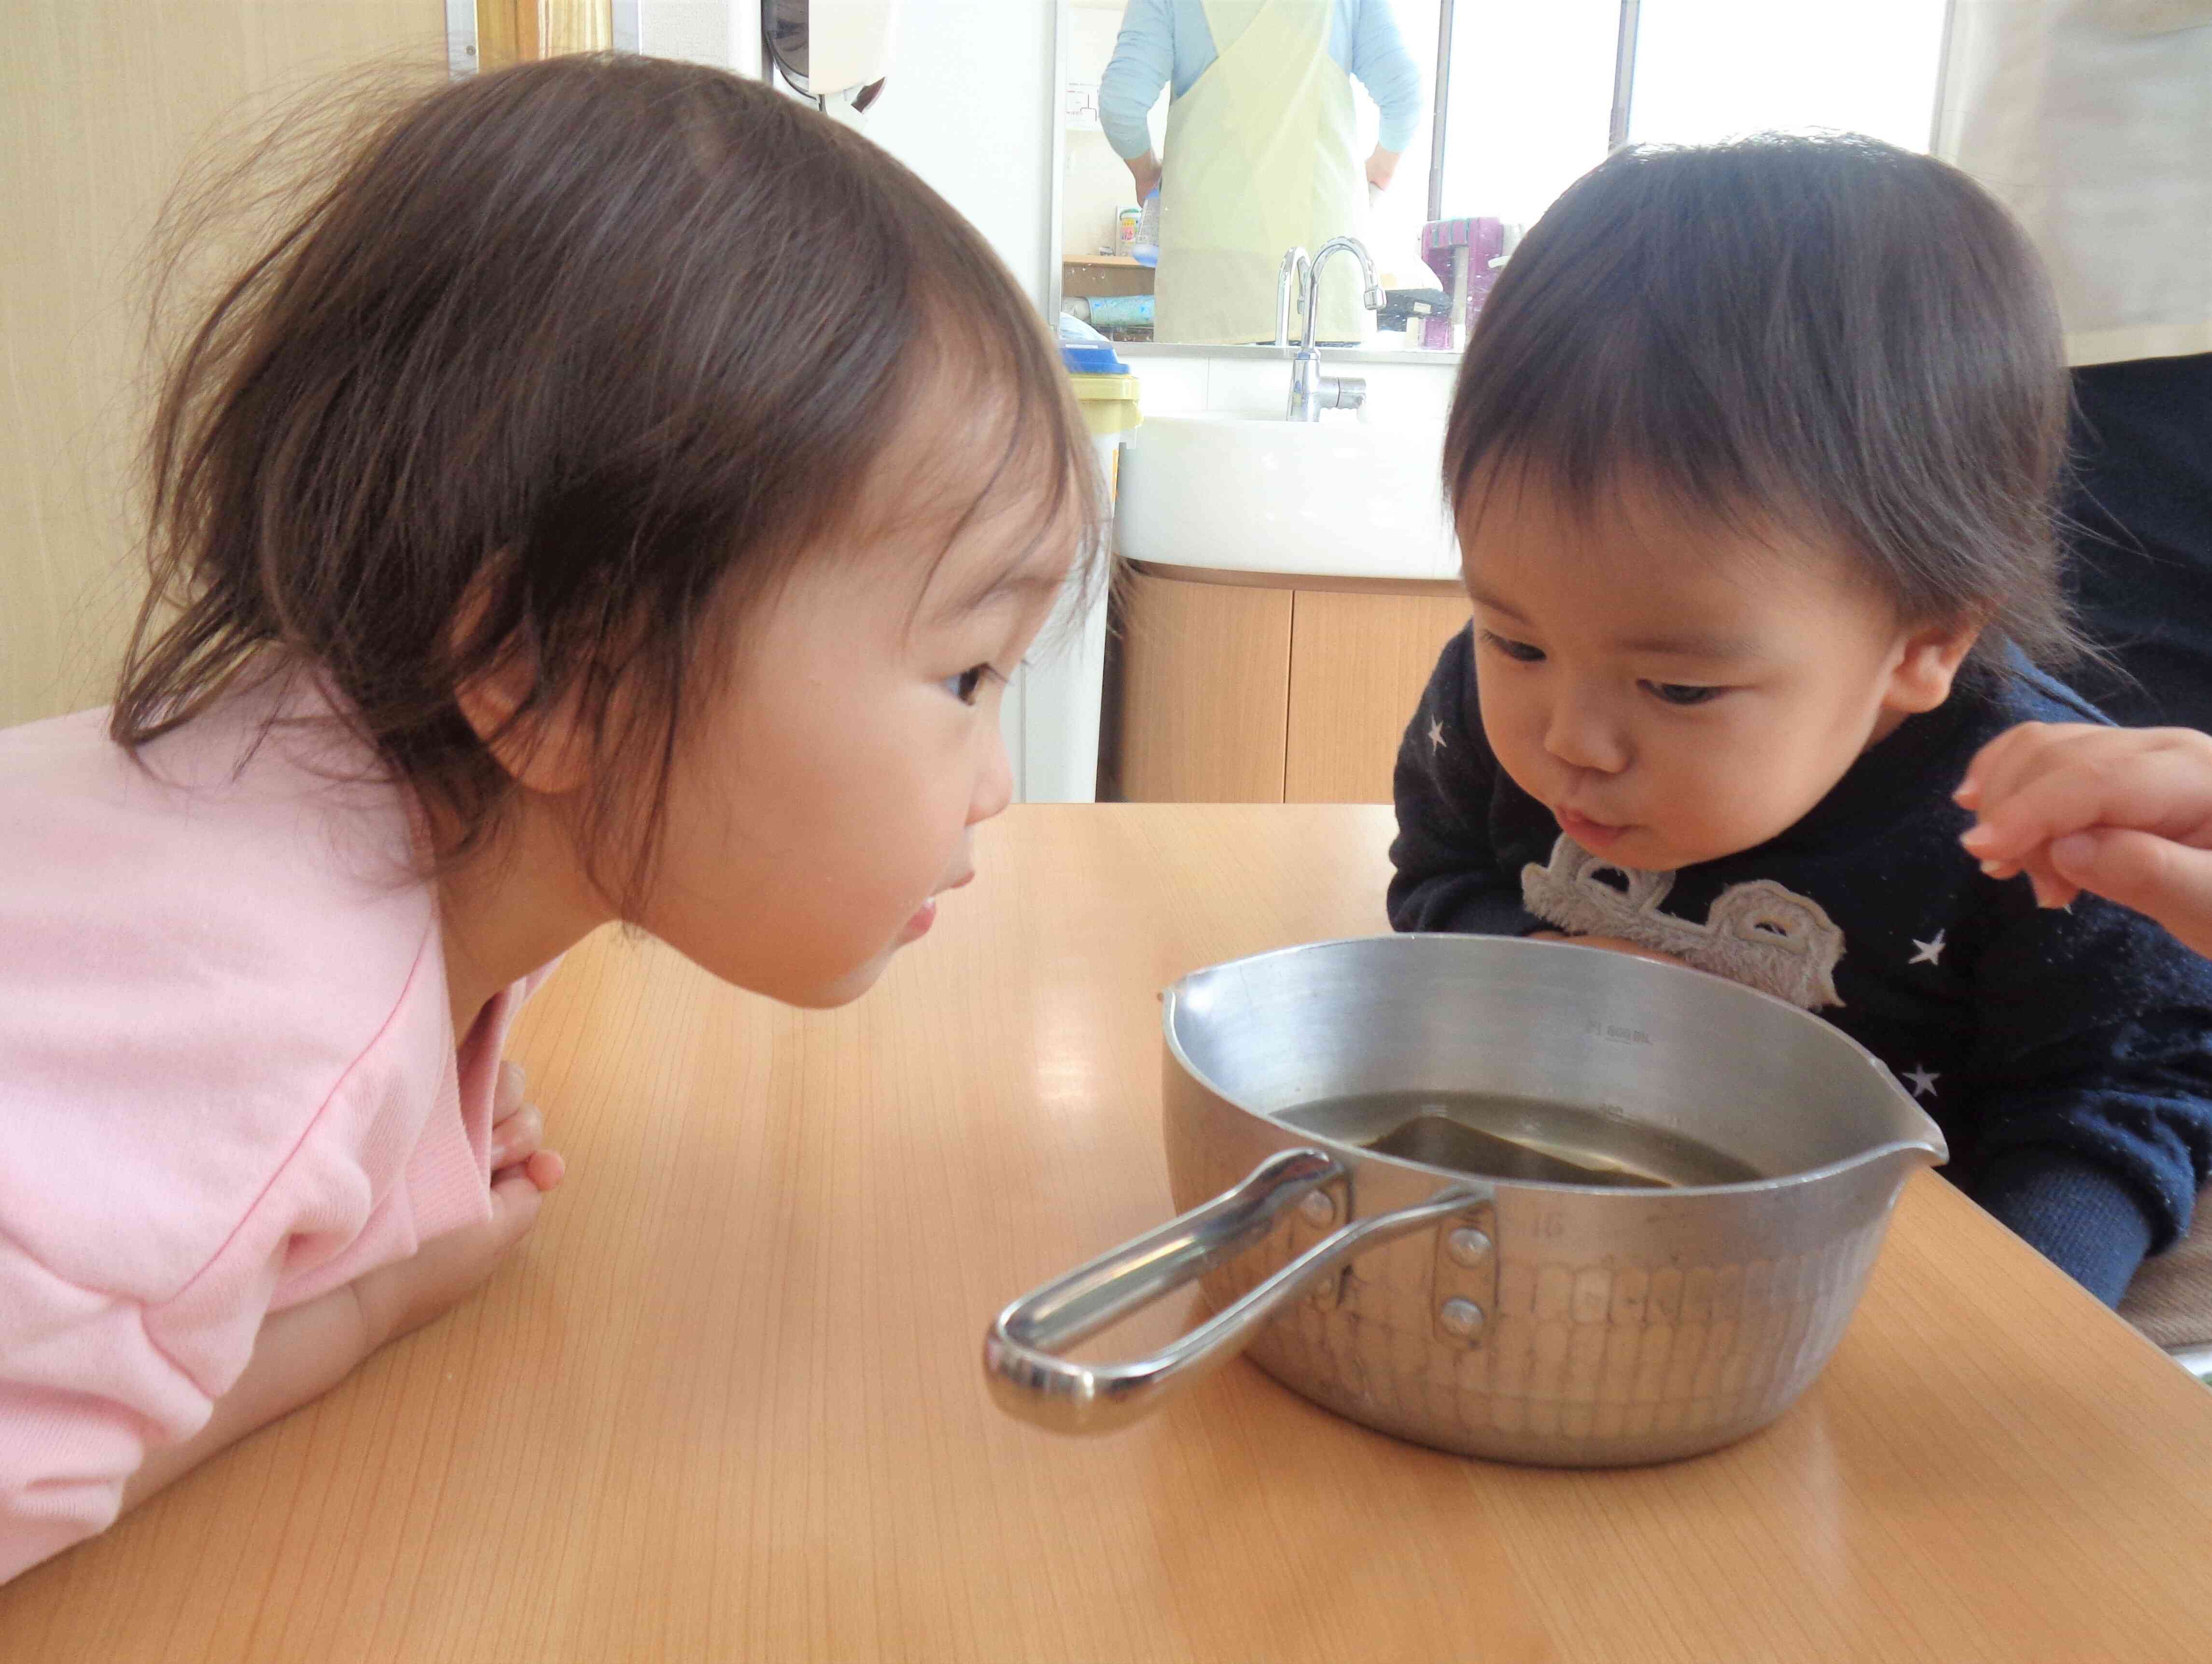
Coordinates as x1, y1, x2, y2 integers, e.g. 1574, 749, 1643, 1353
1161, 932, 1949, 1199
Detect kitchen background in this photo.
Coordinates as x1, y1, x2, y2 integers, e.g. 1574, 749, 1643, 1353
2, 0, 1955, 802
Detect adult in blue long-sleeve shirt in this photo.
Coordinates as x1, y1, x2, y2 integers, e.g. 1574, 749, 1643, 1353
1100, 0, 1424, 202
1099, 0, 1423, 343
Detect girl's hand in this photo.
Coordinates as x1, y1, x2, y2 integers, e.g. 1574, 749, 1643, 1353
1957, 722, 2212, 956
121, 1062, 564, 1513
352, 1061, 563, 1346
1528, 930, 1692, 970
489, 1057, 565, 1194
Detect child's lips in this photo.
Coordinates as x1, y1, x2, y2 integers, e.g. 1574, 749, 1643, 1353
901, 871, 976, 941
1555, 807, 1629, 849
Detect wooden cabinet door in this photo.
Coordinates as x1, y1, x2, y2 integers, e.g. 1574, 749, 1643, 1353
1285, 589, 1470, 803
1112, 568, 1293, 802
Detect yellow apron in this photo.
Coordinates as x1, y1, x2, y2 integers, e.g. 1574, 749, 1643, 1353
1153, 0, 1370, 346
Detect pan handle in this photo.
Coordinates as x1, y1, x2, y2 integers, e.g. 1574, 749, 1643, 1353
984, 1148, 1486, 1435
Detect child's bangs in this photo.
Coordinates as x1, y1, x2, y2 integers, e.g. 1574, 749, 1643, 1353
849, 270, 1105, 640
1442, 134, 2075, 666
1446, 268, 1820, 571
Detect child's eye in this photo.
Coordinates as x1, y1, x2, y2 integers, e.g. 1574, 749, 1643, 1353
942, 665, 1000, 706
1643, 681, 1722, 707
1478, 630, 1545, 664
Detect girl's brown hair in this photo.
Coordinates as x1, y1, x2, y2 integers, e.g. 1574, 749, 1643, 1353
116, 54, 1098, 901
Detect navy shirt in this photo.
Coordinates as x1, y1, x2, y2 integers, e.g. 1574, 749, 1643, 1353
1390, 626, 2212, 1304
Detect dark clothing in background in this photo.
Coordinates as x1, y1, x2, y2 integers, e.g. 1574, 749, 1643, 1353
2062, 352, 2212, 731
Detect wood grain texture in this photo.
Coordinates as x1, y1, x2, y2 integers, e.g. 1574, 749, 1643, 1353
475, 0, 534, 69
1286, 587, 1471, 802
1127, 557, 1465, 597
0, 2, 447, 729
1113, 568, 1292, 802
5, 806, 2212, 1662
540, 0, 612, 56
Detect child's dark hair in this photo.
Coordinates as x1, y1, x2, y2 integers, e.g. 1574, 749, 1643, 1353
115, 54, 1098, 902
1443, 134, 2075, 673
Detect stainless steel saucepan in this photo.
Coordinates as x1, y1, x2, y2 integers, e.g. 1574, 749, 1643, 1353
985, 935, 1946, 1467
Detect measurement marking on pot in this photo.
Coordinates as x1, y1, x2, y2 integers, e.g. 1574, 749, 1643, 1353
1584, 1019, 1652, 1046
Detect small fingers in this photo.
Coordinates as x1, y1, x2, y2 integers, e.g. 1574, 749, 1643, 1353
490, 1103, 543, 1171
2015, 847, 2080, 911
493, 1059, 528, 1123
485, 1169, 545, 1251
1955, 721, 2076, 811
1967, 726, 2212, 863
1958, 724, 2131, 860
523, 1148, 565, 1192
2047, 828, 2212, 958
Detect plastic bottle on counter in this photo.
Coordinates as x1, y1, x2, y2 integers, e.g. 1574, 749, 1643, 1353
1132, 185, 1160, 268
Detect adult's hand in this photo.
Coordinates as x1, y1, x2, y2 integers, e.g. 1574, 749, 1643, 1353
1365, 145, 1401, 193
1126, 149, 1162, 203
1959, 722, 2212, 956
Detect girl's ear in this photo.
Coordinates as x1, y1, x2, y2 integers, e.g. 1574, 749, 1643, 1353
454, 652, 597, 796
450, 569, 596, 796
1881, 615, 1984, 716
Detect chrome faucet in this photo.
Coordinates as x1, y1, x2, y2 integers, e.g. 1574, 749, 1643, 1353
1287, 236, 1386, 422
1274, 246, 1312, 348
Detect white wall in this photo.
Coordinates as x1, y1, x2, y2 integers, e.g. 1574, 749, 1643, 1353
634, 0, 764, 75
857, 1, 1062, 797
863, 0, 1057, 307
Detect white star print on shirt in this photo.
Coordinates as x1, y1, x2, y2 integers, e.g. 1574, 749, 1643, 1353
1427, 716, 1447, 752
1910, 931, 1946, 966
1903, 1064, 1940, 1099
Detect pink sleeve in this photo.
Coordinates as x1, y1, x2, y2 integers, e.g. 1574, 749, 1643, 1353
0, 1238, 223, 1583
0, 694, 557, 1585
0, 960, 554, 1585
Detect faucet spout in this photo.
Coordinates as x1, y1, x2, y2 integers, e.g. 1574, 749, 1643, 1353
1274, 247, 1312, 349
1298, 237, 1384, 354
1287, 236, 1384, 421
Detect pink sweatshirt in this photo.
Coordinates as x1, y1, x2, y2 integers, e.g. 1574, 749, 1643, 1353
0, 680, 542, 1583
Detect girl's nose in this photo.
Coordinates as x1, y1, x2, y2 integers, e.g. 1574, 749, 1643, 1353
1543, 690, 1631, 775
970, 727, 1015, 825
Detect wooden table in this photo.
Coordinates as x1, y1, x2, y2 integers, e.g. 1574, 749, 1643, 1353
8, 805, 2212, 1662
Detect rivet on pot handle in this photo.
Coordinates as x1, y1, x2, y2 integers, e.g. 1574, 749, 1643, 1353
984, 1148, 1490, 1435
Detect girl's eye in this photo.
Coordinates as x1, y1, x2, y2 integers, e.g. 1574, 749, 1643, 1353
1643, 681, 1722, 707
943, 665, 997, 706
1478, 630, 1544, 664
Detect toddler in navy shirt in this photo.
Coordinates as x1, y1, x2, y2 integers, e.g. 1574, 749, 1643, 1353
1389, 136, 2212, 1304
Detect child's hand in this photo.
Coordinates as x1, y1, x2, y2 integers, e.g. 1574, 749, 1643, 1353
353, 1061, 564, 1346
121, 1063, 564, 1514
1528, 930, 1693, 970
1957, 723, 2212, 956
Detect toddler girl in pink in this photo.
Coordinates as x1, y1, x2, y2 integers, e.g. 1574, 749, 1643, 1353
0, 56, 1096, 1583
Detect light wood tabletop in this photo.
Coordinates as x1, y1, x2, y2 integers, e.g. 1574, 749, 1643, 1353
7, 804, 2212, 1662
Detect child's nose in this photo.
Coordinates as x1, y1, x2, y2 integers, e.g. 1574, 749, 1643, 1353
1542, 690, 1631, 775
969, 727, 1015, 825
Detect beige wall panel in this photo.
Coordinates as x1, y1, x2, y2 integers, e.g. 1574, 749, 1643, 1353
2, 1, 445, 727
